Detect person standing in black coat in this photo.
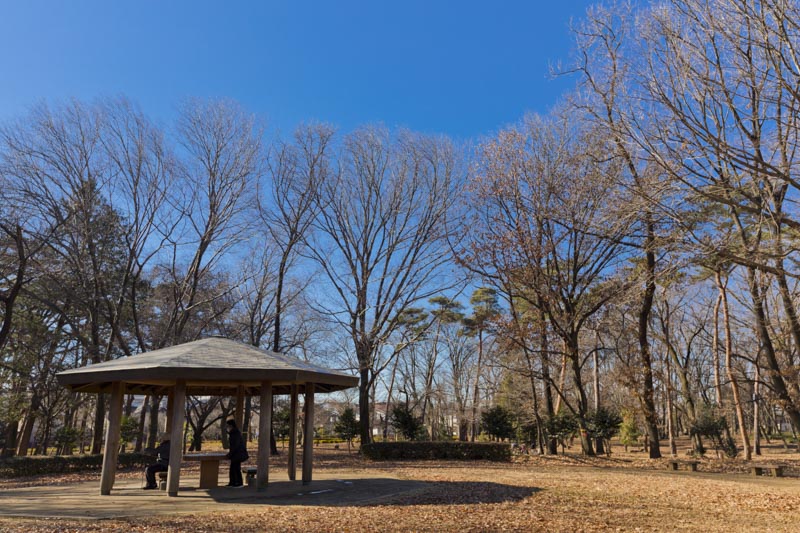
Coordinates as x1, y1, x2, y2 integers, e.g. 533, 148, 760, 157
225, 419, 248, 487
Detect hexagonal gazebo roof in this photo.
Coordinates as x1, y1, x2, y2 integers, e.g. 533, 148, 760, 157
57, 336, 358, 396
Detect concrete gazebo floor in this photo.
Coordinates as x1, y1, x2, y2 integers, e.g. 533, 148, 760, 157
0, 472, 426, 520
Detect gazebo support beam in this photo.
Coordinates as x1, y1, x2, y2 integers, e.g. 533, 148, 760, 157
257, 381, 272, 490
99, 381, 125, 495
288, 384, 298, 481
302, 383, 315, 485
166, 380, 186, 497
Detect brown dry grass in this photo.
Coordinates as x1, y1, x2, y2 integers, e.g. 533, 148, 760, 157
1, 439, 798, 532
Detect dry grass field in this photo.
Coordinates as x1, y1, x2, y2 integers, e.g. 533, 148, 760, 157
1, 439, 798, 532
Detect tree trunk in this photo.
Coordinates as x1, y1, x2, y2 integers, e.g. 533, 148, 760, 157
78, 410, 88, 454
592, 346, 604, 455
717, 271, 751, 460
243, 396, 252, 440
385, 356, 399, 440
747, 266, 800, 431
124, 394, 135, 417
470, 330, 484, 442
639, 218, 661, 459
773, 252, 800, 399
554, 344, 567, 415
665, 353, 677, 457
147, 395, 161, 449
3, 419, 18, 457
358, 367, 372, 445
190, 424, 203, 451
568, 333, 594, 456
712, 293, 723, 405
15, 410, 35, 457
91, 394, 106, 454
531, 377, 546, 455
540, 309, 557, 454
753, 364, 761, 456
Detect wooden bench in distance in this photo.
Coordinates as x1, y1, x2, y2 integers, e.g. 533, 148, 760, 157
668, 460, 699, 472
750, 464, 784, 477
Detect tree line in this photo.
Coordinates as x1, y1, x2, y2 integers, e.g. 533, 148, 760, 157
2, 0, 800, 459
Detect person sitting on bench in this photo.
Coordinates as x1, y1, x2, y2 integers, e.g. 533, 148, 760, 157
143, 433, 171, 490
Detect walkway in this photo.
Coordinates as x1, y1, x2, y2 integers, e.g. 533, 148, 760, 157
0, 472, 425, 520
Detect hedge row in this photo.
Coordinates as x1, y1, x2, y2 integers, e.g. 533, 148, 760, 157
360, 441, 512, 461
0, 452, 149, 478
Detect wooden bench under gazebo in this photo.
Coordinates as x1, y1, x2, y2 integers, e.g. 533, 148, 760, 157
56, 337, 358, 496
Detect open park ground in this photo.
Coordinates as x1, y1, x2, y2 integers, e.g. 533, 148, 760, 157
0, 440, 798, 532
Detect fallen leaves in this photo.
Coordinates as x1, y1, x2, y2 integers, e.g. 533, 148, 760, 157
1, 442, 798, 532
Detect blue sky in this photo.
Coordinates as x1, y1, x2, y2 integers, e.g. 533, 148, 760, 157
0, 1, 594, 141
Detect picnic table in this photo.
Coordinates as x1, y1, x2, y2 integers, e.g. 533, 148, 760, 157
183, 453, 228, 489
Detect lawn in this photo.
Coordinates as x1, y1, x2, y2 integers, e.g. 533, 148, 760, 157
1, 440, 798, 532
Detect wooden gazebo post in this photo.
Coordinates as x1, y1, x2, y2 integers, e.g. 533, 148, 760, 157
302, 382, 315, 485
166, 380, 186, 496
288, 384, 298, 480
99, 382, 125, 495
256, 381, 272, 490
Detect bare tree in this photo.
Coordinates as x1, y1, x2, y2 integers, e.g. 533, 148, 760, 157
308, 127, 459, 444
154, 98, 262, 347
463, 112, 632, 455
259, 124, 333, 353
635, 0, 800, 431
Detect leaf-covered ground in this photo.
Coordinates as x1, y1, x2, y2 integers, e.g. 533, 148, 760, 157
2, 441, 798, 532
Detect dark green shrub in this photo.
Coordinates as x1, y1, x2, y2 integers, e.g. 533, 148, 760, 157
389, 404, 426, 441
361, 441, 511, 461
0, 452, 149, 478
54, 426, 81, 453
481, 405, 515, 441
585, 407, 622, 456
543, 412, 578, 453
273, 402, 291, 441
120, 416, 140, 449
690, 405, 738, 458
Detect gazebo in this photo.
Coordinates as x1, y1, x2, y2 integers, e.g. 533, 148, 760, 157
56, 337, 358, 496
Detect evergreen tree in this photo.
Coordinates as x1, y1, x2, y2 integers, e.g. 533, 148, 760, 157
333, 406, 360, 452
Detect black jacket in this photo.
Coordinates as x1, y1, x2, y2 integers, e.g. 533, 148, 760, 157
227, 428, 248, 462
146, 440, 170, 466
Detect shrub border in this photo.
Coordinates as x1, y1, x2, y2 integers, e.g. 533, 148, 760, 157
361, 441, 511, 461
0, 452, 149, 478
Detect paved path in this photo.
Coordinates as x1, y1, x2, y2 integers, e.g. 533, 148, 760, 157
0, 472, 426, 520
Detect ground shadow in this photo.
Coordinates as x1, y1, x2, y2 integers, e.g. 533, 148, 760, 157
200, 478, 539, 507
0, 476, 539, 520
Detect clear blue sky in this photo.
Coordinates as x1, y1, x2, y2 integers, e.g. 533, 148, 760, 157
0, 1, 593, 141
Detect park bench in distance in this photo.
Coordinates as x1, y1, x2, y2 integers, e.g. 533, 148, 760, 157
750, 464, 784, 477
667, 460, 699, 472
